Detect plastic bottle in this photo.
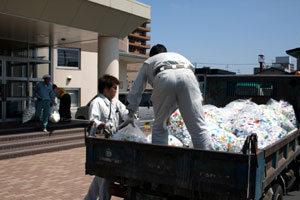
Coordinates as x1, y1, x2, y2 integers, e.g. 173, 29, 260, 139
89, 121, 96, 136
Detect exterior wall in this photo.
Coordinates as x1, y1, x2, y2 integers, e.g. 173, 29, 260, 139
127, 63, 152, 89
119, 60, 129, 92
53, 48, 98, 107
119, 37, 128, 53
127, 63, 141, 88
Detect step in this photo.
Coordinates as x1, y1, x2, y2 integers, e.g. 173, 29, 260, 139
0, 128, 85, 143
0, 120, 88, 135
0, 133, 83, 151
0, 140, 84, 160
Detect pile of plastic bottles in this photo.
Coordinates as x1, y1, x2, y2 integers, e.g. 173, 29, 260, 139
167, 110, 193, 147
167, 99, 298, 152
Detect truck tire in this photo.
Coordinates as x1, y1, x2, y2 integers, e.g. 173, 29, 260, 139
272, 184, 283, 200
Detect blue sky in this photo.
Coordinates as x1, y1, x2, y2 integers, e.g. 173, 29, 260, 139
138, 0, 300, 74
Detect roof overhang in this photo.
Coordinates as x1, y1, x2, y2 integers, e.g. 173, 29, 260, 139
0, 0, 150, 47
286, 47, 300, 58
119, 51, 148, 63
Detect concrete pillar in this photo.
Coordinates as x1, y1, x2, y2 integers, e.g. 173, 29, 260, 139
98, 36, 119, 79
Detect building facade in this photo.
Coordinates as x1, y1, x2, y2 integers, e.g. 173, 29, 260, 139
254, 56, 294, 75
126, 19, 151, 89
128, 19, 151, 56
0, 0, 150, 123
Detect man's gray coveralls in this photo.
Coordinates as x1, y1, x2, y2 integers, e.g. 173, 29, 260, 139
84, 94, 128, 200
127, 52, 213, 150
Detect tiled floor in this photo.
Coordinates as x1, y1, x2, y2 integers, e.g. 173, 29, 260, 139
0, 147, 123, 200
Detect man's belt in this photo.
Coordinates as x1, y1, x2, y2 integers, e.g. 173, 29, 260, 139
153, 64, 191, 77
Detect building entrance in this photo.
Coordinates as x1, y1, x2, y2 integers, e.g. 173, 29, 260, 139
0, 52, 51, 122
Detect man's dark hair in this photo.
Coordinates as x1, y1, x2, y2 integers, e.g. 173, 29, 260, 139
52, 84, 57, 89
98, 74, 120, 93
149, 44, 167, 57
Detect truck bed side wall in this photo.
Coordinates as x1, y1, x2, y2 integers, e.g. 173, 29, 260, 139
86, 138, 263, 199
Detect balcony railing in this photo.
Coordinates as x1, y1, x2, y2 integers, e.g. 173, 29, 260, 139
137, 26, 151, 32
129, 50, 149, 57
129, 42, 150, 49
129, 33, 151, 41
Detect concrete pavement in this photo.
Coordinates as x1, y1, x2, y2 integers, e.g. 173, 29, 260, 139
0, 147, 122, 200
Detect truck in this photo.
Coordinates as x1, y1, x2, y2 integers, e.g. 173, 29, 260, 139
85, 75, 300, 200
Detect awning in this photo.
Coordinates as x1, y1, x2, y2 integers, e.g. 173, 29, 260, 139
119, 51, 148, 63
0, 0, 151, 46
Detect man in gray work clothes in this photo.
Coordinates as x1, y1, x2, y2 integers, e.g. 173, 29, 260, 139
124, 44, 213, 150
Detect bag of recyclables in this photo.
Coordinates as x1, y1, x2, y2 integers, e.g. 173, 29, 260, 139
113, 123, 148, 143
167, 99, 297, 152
22, 102, 36, 123
113, 123, 184, 147
49, 105, 60, 123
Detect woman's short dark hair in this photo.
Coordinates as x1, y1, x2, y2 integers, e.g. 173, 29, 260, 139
98, 74, 120, 93
52, 84, 57, 89
149, 44, 167, 57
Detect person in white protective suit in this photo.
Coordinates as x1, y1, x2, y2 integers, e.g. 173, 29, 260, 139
84, 75, 128, 200
124, 44, 213, 150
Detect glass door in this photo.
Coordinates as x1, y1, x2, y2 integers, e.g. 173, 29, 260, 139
0, 43, 51, 122
5, 58, 28, 121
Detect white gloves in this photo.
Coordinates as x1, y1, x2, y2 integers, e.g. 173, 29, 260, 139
104, 122, 114, 131
119, 115, 135, 130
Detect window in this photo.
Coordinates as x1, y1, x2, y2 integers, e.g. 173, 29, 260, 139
227, 81, 276, 97
118, 92, 152, 107
57, 48, 80, 69
65, 89, 80, 107
139, 93, 152, 107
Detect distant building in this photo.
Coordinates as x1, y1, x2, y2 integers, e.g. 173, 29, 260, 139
254, 67, 290, 75
286, 47, 300, 71
275, 56, 294, 71
254, 56, 294, 75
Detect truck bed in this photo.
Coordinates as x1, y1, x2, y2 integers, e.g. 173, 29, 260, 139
85, 129, 300, 200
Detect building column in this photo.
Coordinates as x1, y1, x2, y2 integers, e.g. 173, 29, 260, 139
98, 36, 119, 79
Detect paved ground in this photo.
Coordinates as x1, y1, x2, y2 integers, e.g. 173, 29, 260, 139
0, 147, 123, 200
